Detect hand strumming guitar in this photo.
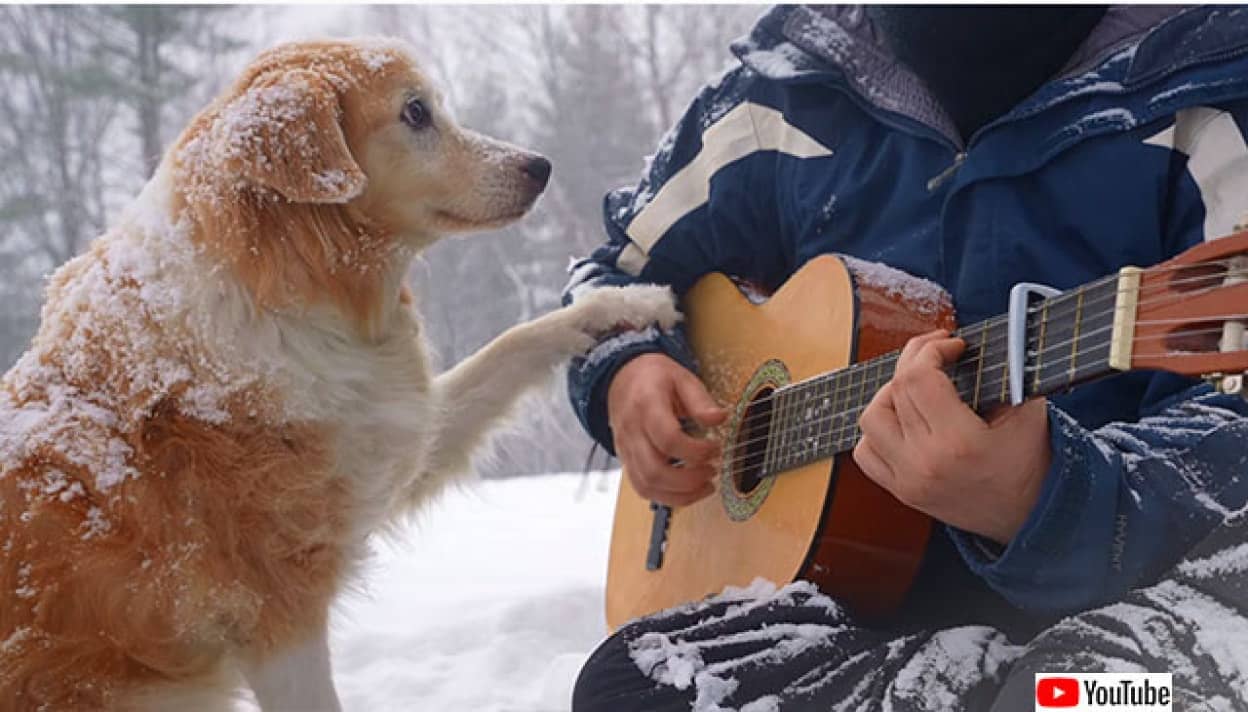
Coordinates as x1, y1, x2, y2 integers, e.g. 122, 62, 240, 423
854, 329, 1052, 545
607, 353, 728, 506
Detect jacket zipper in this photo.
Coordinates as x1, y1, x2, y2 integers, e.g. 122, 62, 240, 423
926, 152, 967, 191
817, 79, 972, 192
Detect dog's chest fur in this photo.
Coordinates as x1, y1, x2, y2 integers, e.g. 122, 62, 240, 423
145, 167, 439, 525
0, 171, 438, 662
275, 305, 438, 539
168, 190, 440, 543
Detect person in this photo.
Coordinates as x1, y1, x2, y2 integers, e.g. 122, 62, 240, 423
561, 5, 1248, 711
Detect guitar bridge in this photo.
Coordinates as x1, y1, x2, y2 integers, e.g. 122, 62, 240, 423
646, 502, 671, 571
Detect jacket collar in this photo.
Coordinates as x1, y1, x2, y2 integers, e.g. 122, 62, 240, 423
1064, 5, 1187, 76
733, 5, 1239, 147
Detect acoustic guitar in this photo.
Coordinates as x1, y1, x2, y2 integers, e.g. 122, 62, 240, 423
605, 230, 1248, 630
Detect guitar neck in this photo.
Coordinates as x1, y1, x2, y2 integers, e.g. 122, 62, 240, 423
763, 275, 1122, 475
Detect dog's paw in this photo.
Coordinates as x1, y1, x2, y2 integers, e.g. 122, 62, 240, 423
558, 328, 600, 356
570, 284, 681, 337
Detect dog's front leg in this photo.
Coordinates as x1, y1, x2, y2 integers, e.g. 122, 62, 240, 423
413, 285, 679, 493
240, 624, 342, 712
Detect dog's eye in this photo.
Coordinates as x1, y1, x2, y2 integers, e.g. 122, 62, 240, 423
401, 98, 431, 130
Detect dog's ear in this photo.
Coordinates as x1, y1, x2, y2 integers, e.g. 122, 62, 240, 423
221, 68, 366, 204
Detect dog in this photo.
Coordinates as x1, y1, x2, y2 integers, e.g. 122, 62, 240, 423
0, 38, 677, 711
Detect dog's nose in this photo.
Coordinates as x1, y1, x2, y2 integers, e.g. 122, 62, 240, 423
521, 156, 552, 190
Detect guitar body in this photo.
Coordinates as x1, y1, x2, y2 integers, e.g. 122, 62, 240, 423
606, 255, 955, 629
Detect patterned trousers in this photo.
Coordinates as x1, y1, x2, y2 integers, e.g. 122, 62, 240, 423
572, 521, 1248, 712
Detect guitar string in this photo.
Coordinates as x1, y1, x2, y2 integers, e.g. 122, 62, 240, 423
719, 319, 1242, 469
715, 321, 1242, 469
728, 273, 1243, 436
721, 270, 1246, 435
721, 339, 1176, 476
721, 264, 1235, 424
718, 331, 1097, 471
717, 333, 1231, 478
696, 258, 1248, 479
720, 347, 1237, 479
727, 283, 1248, 437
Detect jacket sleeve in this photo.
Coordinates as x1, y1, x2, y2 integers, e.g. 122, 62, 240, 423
564, 66, 811, 453
950, 100, 1248, 613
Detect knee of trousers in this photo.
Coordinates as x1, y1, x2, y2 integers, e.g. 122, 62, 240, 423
571, 632, 635, 712
571, 628, 689, 712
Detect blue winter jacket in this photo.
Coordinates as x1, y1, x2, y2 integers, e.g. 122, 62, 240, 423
563, 5, 1248, 621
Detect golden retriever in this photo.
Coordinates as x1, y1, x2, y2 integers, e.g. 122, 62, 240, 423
0, 38, 676, 711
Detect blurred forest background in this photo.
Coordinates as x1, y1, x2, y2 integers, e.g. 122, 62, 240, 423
0, 5, 761, 476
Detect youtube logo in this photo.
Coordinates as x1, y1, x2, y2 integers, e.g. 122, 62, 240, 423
1033, 673, 1172, 710
1036, 677, 1079, 707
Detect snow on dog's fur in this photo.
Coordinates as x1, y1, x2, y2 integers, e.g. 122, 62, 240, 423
0, 39, 677, 711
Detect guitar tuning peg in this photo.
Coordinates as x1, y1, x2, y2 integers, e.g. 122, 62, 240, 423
1203, 372, 1245, 396
1227, 373, 1244, 396
1216, 373, 1245, 397
1217, 255, 1247, 402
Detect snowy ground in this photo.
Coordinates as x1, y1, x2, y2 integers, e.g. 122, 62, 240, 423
328, 471, 623, 712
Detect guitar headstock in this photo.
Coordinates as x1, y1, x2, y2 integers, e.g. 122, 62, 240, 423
1124, 230, 1248, 396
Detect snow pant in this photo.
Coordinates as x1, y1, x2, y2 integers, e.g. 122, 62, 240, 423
572, 519, 1248, 712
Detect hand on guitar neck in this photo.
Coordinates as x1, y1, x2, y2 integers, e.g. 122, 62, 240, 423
607, 353, 728, 506
854, 329, 1052, 546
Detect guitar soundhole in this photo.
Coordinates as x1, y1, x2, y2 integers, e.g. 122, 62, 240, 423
733, 386, 774, 495
720, 359, 788, 522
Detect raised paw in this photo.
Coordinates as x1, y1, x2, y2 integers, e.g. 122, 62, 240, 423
569, 284, 681, 338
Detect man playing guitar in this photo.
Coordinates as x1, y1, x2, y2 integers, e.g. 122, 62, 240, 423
564, 6, 1248, 710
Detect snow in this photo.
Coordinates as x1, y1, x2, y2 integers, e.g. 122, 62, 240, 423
322, 472, 622, 712
1148, 82, 1197, 107
1071, 108, 1138, 133
0, 167, 248, 499
352, 36, 408, 73
312, 169, 358, 198
740, 696, 780, 712
179, 63, 367, 204
1178, 542, 1248, 579
840, 255, 950, 317
81, 506, 112, 540
886, 627, 1020, 711
630, 122, 681, 213
739, 42, 811, 82
583, 325, 661, 368
0, 626, 33, 655
785, 10, 853, 68
359, 47, 396, 73
0, 351, 140, 497
1143, 580, 1248, 699
628, 580, 850, 712
623, 577, 1037, 712
704, 59, 742, 93
217, 83, 310, 164
1047, 80, 1125, 105
563, 258, 603, 301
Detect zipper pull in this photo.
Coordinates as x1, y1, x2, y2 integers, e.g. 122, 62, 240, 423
926, 152, 966, 192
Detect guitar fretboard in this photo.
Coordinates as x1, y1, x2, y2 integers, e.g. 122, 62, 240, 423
760, 276, 1120, 476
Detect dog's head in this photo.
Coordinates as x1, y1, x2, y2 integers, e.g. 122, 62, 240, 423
172, 39, 549, 327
